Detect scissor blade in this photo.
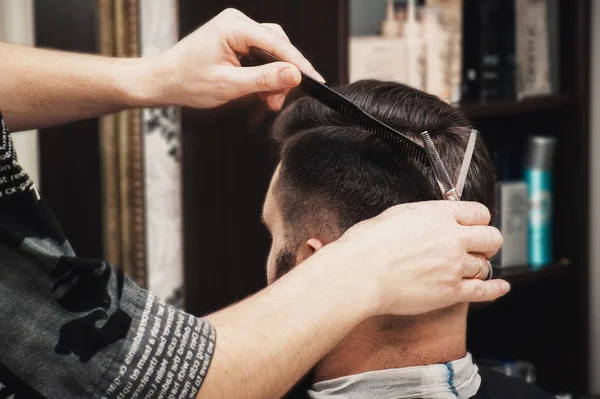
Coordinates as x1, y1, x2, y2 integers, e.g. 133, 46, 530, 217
455, 129, 478, 199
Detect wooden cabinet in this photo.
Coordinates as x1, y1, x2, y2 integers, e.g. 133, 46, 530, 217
178, 0, 349, 316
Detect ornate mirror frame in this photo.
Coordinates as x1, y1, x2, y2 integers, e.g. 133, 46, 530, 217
97, 0, 184, 307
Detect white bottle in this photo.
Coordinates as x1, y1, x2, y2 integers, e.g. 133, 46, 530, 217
404, 0, 423, 89
422, 7, 446, 99
381, 0, 402, 37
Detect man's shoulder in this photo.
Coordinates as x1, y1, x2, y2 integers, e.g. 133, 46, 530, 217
473, 368, 556, 399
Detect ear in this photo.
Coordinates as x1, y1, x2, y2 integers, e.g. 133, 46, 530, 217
296, 238, 324, 263
306, 238, 324, 253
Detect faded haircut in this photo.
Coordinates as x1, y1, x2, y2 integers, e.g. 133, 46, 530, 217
271, 80, 497, 278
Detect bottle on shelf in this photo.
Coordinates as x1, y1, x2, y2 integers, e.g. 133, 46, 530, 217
524, 136, 556, 268
381, 0, 402, 38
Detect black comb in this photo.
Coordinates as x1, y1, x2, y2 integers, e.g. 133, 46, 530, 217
247, 47, 429, 168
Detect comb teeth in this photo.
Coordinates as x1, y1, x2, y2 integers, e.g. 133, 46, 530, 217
339, 105, 429, 168
420, 131, 454, 192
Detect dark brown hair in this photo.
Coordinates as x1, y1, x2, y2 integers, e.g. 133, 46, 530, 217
272, 80, 496, 268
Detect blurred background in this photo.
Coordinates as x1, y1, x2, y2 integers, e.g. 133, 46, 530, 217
1, 0, 598, 397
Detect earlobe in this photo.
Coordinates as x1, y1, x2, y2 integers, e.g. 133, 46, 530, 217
306, 238, 324, 254
296, 238, 325, 264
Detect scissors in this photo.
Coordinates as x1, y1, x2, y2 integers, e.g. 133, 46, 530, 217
420, 130, 493, 280
420, 129, 477, 201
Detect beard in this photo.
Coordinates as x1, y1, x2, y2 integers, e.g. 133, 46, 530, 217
273, 247, 297, 282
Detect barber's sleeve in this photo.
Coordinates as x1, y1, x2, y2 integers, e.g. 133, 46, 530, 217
0, 112, 216, 399
93, 278, 217, 399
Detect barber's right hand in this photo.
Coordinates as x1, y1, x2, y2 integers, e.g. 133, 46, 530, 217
149, 8, 323, 111
326, 201, 509, 317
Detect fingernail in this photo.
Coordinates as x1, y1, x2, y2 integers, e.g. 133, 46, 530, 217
277, 96, 285, 109
279, 67, 297, 87
500, 281, 510, 293
314, 71, 326, 83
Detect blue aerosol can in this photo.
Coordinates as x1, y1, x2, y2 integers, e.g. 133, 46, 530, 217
524, 136, 556, 268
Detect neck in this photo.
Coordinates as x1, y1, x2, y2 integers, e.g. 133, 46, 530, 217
314, 306, 468, 383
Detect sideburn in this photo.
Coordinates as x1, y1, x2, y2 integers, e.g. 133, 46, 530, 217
274, 248, 298, 281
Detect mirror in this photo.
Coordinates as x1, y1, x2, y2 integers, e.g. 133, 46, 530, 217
96, 0, 184, 307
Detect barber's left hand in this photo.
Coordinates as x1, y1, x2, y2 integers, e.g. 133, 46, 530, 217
148, 8, 324, 111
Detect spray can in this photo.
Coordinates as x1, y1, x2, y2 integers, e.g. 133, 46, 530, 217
524, 136, 556, 268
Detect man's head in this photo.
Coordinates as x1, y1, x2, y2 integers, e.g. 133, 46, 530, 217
263, 80, 496, 282
263, 80, 496, 284
263, 80, 498, 377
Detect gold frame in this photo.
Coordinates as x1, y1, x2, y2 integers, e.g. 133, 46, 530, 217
97, 0, 147, 287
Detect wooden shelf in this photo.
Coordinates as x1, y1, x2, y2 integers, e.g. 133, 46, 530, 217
494, 262, 571, 284
459, 94, 573, 119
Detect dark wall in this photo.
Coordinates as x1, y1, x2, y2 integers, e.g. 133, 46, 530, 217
34, 0, 103, 258
178, 1, 347, 316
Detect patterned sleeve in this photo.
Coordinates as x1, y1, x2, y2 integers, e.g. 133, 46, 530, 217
0, 112, 216, 399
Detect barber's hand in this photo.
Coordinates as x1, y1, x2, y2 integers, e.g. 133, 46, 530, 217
328, 201, 509, 317
149, 8, 323, 111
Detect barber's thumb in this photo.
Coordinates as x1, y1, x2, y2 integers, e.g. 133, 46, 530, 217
232, 62, 301, 96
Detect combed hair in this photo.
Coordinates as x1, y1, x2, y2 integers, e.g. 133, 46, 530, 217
272, 80, 496, 249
